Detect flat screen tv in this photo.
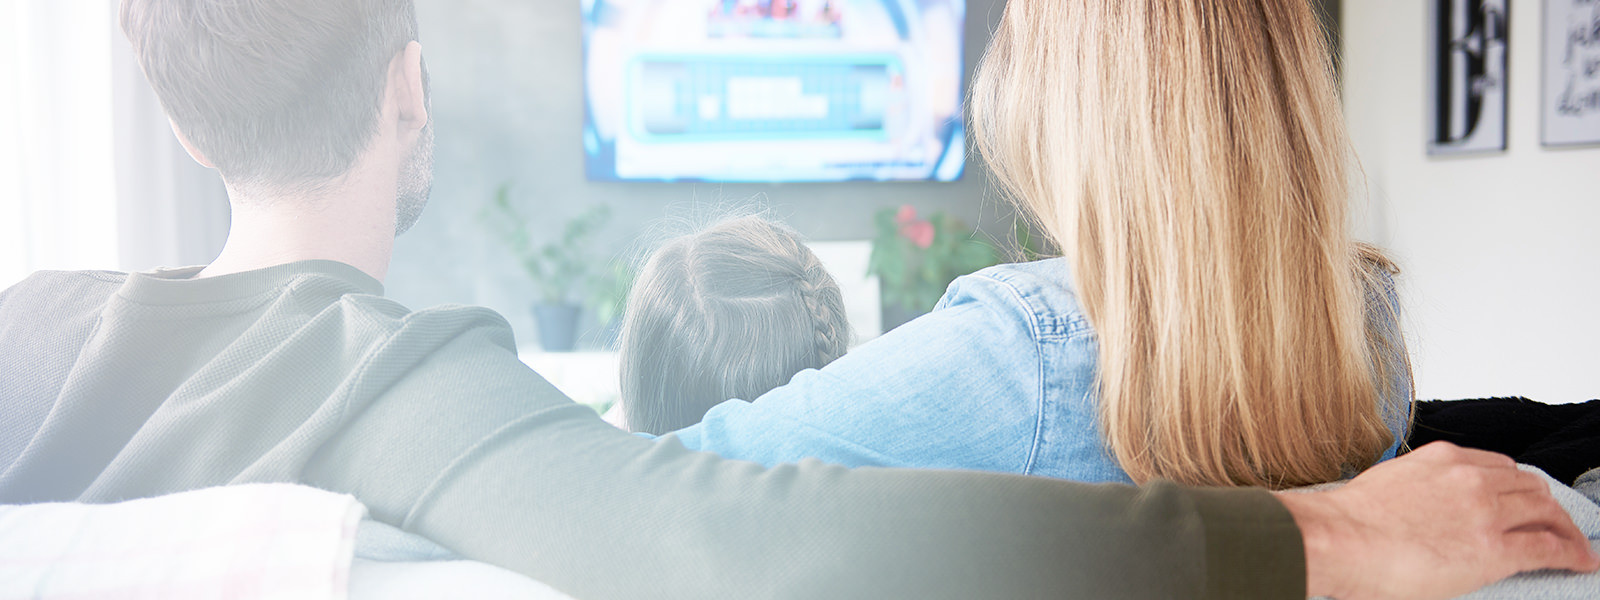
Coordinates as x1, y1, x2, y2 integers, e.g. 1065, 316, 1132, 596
581, 0, 967, 183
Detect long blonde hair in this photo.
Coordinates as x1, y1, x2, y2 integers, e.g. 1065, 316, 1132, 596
972, 0, 1404, 488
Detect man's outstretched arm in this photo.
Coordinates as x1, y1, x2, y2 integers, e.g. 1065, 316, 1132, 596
408, 409, 1305, 599
405, 394, 1597, 599
307, 334, 1595, 600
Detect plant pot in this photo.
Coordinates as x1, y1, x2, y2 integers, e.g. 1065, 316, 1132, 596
533, 303, 582, 352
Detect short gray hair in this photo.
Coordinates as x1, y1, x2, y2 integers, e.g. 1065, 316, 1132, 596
619, 217, 851, 435
120, 0, 420, 189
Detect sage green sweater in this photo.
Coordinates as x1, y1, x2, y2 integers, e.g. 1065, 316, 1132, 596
0, 261, 1304, 599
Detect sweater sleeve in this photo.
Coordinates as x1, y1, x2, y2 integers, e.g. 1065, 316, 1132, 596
370, 332, 1306, 600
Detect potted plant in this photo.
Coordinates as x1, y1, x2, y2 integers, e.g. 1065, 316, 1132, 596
867, 205, 1000, 331
482, 183, 612, 352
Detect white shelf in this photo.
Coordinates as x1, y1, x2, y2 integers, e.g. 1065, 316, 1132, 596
519, 351, 621, 410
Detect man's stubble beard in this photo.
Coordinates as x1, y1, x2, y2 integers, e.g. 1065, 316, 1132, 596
393, 119, 434, 236
395, 60, 434, 237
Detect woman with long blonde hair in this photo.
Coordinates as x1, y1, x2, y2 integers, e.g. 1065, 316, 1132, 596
665, 0, 1412, 489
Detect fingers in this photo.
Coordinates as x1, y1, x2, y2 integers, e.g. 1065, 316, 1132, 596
1494, 490, 1584, 541
1480, 467, 1559, 496
1500, 529, 1600, 575
1492, 486, 1599, 576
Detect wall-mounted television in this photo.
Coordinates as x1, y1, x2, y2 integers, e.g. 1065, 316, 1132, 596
581, 0, 967, 183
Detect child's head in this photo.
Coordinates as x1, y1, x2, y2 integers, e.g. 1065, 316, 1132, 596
619, 216, 851, 435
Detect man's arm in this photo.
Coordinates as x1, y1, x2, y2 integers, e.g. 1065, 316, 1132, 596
311, 325, 1595, 600
329, 330, 1291, 598
404, 386, 1597, 599
410, 410, 1306, 599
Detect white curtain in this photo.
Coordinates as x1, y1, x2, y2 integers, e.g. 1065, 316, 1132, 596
0, 0, 119, 289
0, 0, 227, 291
110, 2, 230, 274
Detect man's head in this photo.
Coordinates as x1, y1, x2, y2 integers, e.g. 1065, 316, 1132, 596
121, 0, 433, 234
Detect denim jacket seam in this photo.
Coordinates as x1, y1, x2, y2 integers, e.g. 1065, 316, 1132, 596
1024, 333, 1048, 476
971, 272, 1048, 475
976, 269, 1093, 341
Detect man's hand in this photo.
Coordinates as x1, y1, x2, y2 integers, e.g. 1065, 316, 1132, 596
1277, 441, 1600, 600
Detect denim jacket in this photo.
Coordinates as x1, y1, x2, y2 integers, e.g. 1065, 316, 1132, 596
669, 258, 1412, 483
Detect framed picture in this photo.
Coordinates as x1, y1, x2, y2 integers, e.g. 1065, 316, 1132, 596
1428, 0, 1510, 155
1542, 0, 1600, 147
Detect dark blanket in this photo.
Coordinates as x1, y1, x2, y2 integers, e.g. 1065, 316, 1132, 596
1409, 397, 1600, 485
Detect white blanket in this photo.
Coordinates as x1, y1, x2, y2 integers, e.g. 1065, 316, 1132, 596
0, 484, 364, 600
0, 484, 574, 600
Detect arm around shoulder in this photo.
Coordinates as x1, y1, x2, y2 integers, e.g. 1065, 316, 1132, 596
411, 409, 1309, 599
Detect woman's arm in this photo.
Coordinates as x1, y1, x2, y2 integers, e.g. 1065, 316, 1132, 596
668, 270, 1052, 474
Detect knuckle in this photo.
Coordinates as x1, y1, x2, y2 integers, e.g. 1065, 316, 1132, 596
1419, 441, 1454, 457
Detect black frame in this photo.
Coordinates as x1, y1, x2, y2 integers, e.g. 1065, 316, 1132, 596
1427, 0, 1511, 155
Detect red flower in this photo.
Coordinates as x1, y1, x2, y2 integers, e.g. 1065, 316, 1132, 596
895, 204, 918, 225
901, 221, 935, 249
892, 205, 934, 249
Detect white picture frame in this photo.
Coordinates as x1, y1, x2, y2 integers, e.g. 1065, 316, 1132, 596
1542, 0, 1600, 147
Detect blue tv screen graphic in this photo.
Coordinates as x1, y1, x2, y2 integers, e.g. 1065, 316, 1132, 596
582, 0, 967, 183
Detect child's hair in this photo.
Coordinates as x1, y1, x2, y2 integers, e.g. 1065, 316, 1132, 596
619, 216, 851, 435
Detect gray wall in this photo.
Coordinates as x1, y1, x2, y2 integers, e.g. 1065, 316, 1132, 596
389, 0, 1011, 348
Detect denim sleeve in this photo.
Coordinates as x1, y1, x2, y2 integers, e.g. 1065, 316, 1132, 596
667, 273, 1045, 475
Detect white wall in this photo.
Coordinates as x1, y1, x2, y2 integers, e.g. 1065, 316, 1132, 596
1344, 0, 1600, 403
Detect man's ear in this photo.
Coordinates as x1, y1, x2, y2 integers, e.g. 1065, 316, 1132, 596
169, 121, 216, 169
389, 41, 428, 134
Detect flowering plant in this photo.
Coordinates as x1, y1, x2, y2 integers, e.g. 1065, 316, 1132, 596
867, 205, 999, 322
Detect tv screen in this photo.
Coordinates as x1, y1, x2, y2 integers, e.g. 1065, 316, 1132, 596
581, 0, 967, 183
